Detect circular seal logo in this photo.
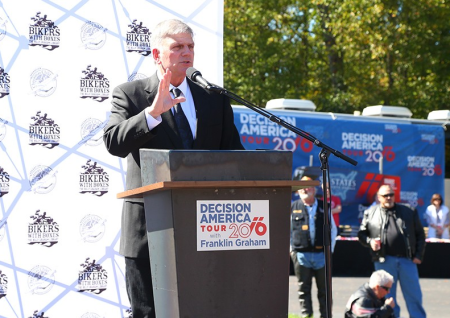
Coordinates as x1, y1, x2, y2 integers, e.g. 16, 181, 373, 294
79, 214, 106, 243
30, 68, 57, 97
29, 165, 57, 194
80, 118, 104, 146
81, 21, 107, 50
0, 18, 6, 41
128, 72, 147, 82
27, 265, 55, 295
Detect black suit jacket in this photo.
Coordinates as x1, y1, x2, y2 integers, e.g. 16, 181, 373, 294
104, 73, 244, 257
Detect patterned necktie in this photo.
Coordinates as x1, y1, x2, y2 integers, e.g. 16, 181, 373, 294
171, 87, 193, 149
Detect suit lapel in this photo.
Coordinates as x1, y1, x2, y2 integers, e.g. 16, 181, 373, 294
145, 73, 184, 148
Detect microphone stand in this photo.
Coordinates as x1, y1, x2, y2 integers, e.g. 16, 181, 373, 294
206, 82, 357, 318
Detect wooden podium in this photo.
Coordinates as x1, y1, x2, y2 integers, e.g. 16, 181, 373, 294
118, 150, 318, 317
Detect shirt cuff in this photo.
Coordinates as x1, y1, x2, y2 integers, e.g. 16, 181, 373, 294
145, 107, 162, 130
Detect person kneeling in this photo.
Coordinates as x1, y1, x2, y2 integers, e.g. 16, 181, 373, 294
345, 270, 395, 318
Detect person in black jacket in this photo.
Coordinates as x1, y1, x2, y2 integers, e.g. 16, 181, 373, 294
290, 176, 337, 318
345, 269, 395, 318
358, 184, 426, 318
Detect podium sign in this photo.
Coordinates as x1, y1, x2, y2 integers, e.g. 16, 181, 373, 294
197, 199, 270, 251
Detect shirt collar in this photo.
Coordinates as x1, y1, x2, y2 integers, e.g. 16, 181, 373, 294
156, 70, 188, 96
170, 78, 188, 97
380, 204, 396, 213
305, 199, 318, 209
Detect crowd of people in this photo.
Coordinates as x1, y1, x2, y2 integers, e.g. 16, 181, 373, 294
290, 180, 448, 318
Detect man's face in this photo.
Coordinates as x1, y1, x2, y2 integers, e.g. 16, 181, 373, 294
377, 185, 395, 209
374, 281, 392, 299
157, 32, 194, 83
298, 185, 316, 202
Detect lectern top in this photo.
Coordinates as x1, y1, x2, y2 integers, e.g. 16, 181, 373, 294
117, 180, 319, 199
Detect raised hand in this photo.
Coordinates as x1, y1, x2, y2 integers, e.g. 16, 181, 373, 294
147, 68, 186, 118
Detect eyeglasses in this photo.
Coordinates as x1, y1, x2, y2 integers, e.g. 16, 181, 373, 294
433, 198, 442, 201
379, 193, 395, 198
380, 285, 391, 292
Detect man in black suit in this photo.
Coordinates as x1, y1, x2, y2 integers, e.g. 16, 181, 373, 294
103, 19, 244, 318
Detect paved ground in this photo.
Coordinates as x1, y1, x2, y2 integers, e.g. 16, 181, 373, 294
288, 275, 450, 317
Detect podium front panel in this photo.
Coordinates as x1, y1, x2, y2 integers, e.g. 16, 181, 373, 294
144, 186, 291, 318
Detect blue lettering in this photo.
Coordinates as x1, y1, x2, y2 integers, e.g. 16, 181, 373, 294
200, 213, 252, 224
201, 202, 252, 213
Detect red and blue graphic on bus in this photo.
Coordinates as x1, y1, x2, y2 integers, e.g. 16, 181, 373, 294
233, 106, 445, 226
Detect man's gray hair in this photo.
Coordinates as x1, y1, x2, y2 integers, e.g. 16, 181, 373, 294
369, 269, 394, 288
150, 19, 194, 50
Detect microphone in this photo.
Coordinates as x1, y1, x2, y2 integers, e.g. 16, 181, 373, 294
186, 67, 223, 92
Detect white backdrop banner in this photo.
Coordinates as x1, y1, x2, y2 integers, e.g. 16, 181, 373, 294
0, 1, 223, 317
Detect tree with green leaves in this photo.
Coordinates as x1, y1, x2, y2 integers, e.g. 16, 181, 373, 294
224, 0, 450, 118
